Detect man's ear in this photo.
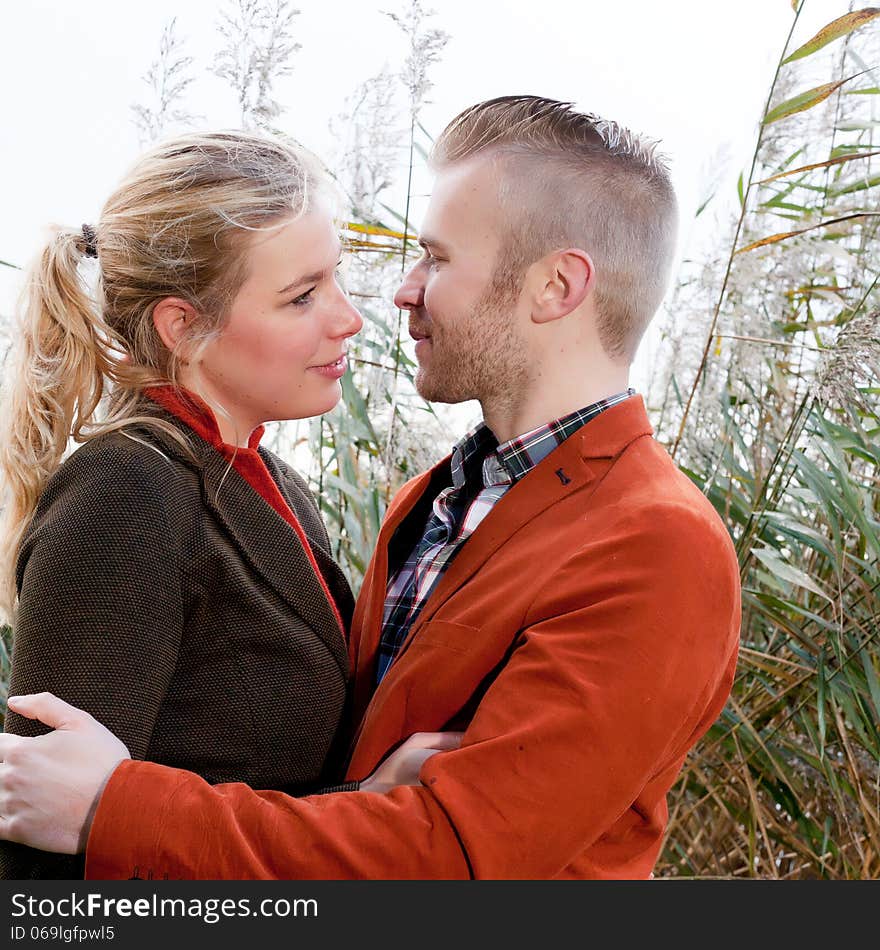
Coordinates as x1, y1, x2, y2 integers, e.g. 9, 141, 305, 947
152, 297, 199, 355
530, 248, 594, 325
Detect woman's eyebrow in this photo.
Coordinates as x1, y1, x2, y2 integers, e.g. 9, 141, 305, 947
278, 269, 325, 294
278, 243, 343, 294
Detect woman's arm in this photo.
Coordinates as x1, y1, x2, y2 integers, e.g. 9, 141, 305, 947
316, 731, 464, 794
1, 437, 185, 879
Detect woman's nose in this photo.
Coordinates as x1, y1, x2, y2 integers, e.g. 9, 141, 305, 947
330, 286, 364, 338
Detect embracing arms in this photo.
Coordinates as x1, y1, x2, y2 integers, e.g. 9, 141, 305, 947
1, 501, 740, 879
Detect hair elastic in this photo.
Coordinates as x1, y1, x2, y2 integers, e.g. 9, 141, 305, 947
80, 223, 98, 258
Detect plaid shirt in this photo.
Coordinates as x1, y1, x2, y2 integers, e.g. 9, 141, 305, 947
375, 388, 636, 683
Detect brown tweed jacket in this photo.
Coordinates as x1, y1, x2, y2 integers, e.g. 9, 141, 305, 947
1, 410, 354, 879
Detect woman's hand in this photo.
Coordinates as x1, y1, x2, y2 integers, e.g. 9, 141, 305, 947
0, 693, 130, 854
359, 731, 463, 795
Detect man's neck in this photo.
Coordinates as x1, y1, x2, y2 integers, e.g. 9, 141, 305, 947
481, 370, 631, 443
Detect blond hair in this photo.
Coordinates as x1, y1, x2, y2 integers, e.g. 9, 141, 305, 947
0, 130, 330, 619
431, 95, 678, 362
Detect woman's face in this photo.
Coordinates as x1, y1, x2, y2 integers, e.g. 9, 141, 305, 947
189, 208, 363, 443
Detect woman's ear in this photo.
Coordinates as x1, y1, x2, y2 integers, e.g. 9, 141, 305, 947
152, 297, 199, 355
531, 248, 594, 325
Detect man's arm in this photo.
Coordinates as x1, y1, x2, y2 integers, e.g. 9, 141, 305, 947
0, 696, 129, 856
1, 504, 740, 879
0, 698, 457, 860
83, 504, 739, 879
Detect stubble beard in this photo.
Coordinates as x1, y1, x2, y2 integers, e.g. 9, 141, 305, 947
414, 277, 531, 416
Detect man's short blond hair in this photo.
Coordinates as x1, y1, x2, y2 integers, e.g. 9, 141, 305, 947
431, 95, 679, 363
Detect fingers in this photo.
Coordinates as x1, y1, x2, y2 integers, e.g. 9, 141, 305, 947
402, 731, 464, 751
0, 816, 19, 845
410, 748, 444, 773
0, 733, 25, 763
6, 693, 90, 730
428, 731, 464, 751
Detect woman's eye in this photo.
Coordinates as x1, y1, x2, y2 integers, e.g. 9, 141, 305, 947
291, 286, 316, 307
335, 259, 348, 289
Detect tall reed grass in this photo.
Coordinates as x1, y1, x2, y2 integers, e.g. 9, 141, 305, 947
649, 4, 879, 877
1, 0, 877, 878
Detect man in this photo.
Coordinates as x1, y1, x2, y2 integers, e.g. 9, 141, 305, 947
0, 96, 741, 879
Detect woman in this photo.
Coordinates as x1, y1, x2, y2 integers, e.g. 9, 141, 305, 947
0, 130, 443, 879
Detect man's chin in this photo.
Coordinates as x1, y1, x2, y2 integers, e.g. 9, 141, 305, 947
414, 371, 470, 405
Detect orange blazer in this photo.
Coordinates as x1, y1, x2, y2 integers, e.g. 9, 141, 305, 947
85, 396, 741, 879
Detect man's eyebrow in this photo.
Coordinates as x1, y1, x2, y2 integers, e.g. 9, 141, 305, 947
277, 243, 343, 295
418, 235, 449, 253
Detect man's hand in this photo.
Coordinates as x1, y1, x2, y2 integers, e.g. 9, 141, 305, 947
359, 732, 463, 795
0, 693, 130, 854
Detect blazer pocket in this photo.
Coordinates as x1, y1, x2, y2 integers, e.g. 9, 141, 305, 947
390, 620, 509, 732
409, 619, 479, 655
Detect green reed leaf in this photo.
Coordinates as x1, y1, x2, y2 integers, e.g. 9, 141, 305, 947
783, 9, 880, 65
764, 78, 852, 124
751, 546, 833, 601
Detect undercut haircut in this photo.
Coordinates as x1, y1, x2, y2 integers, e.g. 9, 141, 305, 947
431, 95, 679, 363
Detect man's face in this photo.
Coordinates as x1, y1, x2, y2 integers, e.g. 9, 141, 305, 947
393, 156, 530, 406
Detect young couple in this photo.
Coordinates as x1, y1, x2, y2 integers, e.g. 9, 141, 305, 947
0, 95, 741, 880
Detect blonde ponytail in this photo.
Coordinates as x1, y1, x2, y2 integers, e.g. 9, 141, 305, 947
0, 229, 113, 619
0, 129, 330, 621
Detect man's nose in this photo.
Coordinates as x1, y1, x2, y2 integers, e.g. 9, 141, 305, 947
393, 266, 425, 311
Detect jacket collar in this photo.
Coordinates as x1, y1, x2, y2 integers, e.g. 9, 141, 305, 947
137, 387, 349, 677
144, 385, 264, 456
411, 396, 654, 622
351, 395, 655, 688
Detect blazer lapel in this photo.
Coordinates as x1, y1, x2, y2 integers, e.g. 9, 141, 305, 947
259, 450, 356, 632
200, 453, 349, 675
382, 396, 656, 665
143, 416, 349, 677
389, 438, 599, 663
347, 467, 438, 717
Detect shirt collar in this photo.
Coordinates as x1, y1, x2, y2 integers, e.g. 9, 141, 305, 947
449, 424, 498, 491
449, 389, 636, 490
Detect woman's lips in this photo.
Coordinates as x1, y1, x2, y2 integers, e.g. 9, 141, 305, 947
309, 355, 347, 379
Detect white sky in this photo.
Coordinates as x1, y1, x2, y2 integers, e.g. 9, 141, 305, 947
0, 0, 857, 396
